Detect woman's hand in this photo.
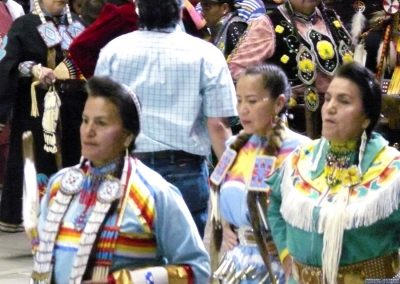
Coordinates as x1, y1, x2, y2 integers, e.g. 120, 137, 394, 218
39, 66, 56, 86
221, 221, 238, 251
32, 64, 56, 86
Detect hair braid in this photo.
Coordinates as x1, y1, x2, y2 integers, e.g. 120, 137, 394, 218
264, 117, 286, 156
247, 117, 285, 284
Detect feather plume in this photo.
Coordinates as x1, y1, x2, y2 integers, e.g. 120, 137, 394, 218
22, 131, 40, 252
351, 10, 367, 44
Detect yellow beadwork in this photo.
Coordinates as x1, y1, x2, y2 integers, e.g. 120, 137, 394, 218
342, 52, 353, 63
275, 25, 284, 33
316, 40, 335, 60
333, 20, 341, 28
280, 54, 290, 64
298, 58, 315, 73
324, 140, 361, 188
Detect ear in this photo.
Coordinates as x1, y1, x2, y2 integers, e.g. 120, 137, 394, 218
362, 118, 370, 130
274, 94, 286, 115
221, 3, 230, 14
124, 133, 134, 148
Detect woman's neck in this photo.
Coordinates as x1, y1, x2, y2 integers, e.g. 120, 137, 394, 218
329, 139, 359, 154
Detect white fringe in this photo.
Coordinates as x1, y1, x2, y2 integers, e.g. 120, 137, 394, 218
280, 153, 400, 233
321, 189, 349, 284
280, 159, 315, 232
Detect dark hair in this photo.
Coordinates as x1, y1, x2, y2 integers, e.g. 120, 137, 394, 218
79, 0, 106, 26
85, 76, 141, 151
241, 63, 291, 114
136, 0, 181, 30
334, 62, 381, 137
231, 63, 289, 156
217, 0, 235, 11
233, 64, 289, 271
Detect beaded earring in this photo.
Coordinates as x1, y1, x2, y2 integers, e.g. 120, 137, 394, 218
358, 129, 367, 174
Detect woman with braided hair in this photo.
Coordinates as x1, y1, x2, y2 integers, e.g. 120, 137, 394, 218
210, 64, 310, 283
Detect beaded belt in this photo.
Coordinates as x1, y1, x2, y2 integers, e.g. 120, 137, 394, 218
235, 227, 278, 256
236, 227, 257, 246
293, 252, 399, 284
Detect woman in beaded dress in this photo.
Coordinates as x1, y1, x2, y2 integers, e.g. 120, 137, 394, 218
267, 62, 400, 283
0, 0, 85, 232
210, 64, 310, 283
32, 76, 210, 283
228, 0, 353, 139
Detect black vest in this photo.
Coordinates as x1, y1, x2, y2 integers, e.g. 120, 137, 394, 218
267, 6, 352, 88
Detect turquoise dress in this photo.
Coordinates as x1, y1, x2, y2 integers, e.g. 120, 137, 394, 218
268, 133, 400, 282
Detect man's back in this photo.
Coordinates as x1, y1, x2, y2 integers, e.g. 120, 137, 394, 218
94, 0, 236, 239
95, 27, 236, 156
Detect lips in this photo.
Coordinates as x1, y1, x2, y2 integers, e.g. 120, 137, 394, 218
323, 118, 335, 125
82, 141, 97, 147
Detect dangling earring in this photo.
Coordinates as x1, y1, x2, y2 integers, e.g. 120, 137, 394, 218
358, 130, 367, 174
125, 147, 130, 158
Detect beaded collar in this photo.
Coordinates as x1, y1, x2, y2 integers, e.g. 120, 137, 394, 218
32, 156, 130, 283
324, 140, 361, 187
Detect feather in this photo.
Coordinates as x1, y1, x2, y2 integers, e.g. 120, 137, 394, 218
351, 10, 367, 45
22, 131, 40, 252
354, 42, 367, 66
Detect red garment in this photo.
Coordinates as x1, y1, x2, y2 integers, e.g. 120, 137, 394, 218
0, 1, 12, 36
68, 2, 138, 78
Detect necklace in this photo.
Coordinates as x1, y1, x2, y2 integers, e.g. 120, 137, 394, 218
74, 159, 122, 231
324, 140, 361, 187
34, 0, 84, 49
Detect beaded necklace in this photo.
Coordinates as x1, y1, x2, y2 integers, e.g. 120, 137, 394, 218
74, 159, 122, 231
34, 0, 84, 49
324, 140, 361, 188
32, 157, 128, 283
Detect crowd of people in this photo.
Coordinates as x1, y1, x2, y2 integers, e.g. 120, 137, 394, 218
0, 0, 400, 283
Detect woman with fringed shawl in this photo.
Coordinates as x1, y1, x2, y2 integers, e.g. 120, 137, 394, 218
268, 62, 400, 283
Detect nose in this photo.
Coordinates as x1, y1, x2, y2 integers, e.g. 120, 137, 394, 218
324, 98, 337, 114
237, 102, 249, 116
81, 121, 95, 137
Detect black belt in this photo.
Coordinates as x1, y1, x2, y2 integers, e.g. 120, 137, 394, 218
134, 150, 204, 162
55, 79, 86, 93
